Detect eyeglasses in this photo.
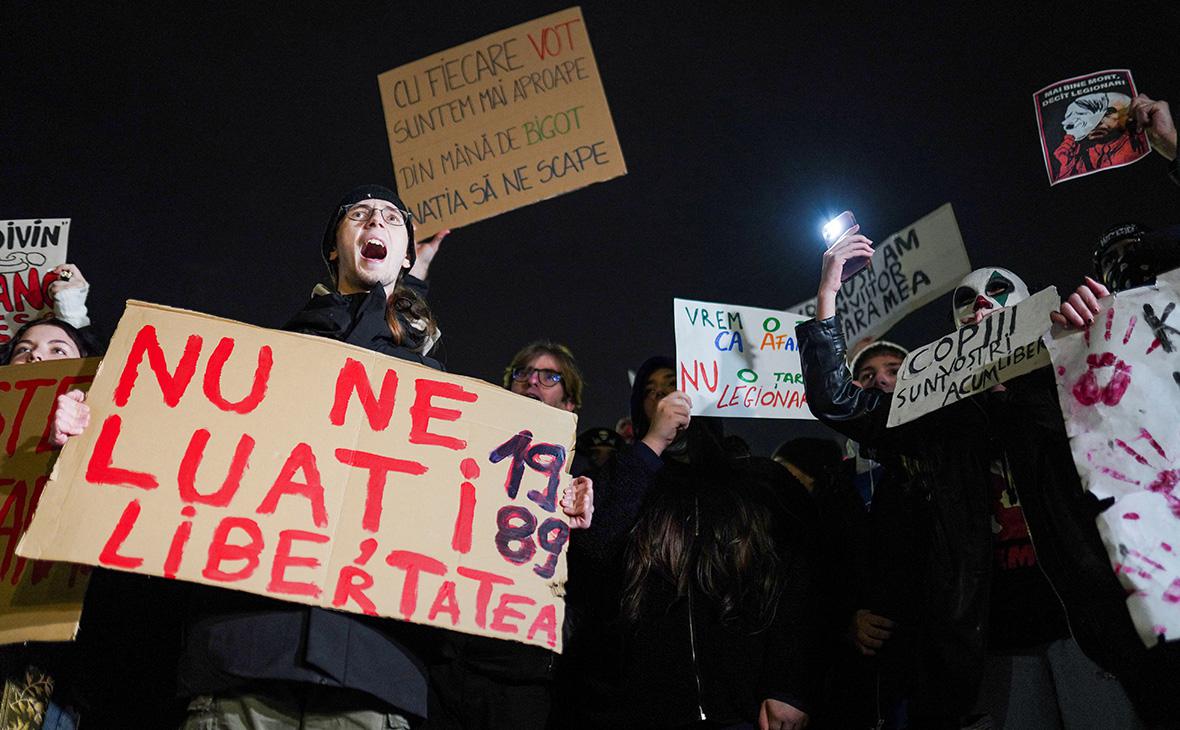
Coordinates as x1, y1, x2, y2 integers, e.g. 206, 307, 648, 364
342, 203, 411, 226
510, 367, 563, 388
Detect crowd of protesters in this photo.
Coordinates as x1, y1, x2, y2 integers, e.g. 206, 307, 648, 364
1, 94, 1179, 730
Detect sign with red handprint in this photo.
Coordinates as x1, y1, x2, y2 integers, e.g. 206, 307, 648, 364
1047, 268, 1180, 647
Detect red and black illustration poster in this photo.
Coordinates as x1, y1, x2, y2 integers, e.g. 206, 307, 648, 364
1034, 69, 1150, 185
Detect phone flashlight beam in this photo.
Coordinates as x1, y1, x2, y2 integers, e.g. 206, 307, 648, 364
822, 210, 872, 281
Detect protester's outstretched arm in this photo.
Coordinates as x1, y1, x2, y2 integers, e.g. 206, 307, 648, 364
409, 229, 451, 282
1131, 94, 1177, 161
568, 396, 688, 573
49, 263, 91, 329
815, 226, 873, 320
799, 233, 926, 454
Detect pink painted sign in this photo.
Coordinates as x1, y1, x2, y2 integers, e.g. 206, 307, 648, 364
1047, 268, 1180, 647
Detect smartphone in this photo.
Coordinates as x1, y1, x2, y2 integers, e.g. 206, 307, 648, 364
822, 210, 857, 246
823, 210, 871, 280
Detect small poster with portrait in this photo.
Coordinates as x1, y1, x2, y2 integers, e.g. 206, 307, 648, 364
1034, 70, 1150, 185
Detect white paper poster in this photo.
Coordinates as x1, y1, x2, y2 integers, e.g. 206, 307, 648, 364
1046, 270, 1180, 647
674, 298, 813, 419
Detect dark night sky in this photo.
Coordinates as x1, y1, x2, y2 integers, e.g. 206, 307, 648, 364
5, 2, 1180, 455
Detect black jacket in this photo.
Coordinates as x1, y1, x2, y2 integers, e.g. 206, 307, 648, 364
177, 285, 438, 720
797, 315, 1180, 721
562, 356, 816, 727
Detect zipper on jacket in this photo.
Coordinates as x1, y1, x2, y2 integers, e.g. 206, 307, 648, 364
688, 495, 706, 721
873, 666, 885, 730
998, 450, 1078, 642
973, 396, 1079, 644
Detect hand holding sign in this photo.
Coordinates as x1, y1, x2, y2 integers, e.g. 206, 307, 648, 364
1046, 269, 1180, 646
0, 358, 97, 643
1130, 94, 1177, 160
377, 8, 626, 238
1051, 276, 1110, 329
561, 475, 593, 529
19, 302, 578, 650
51, 389, 90, 447
409, 229, 452, 281
47, 263, 87, 299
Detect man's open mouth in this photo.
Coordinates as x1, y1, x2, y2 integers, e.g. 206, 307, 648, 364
361, 239, 387, 260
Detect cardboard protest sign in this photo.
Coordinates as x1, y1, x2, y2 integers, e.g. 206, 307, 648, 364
17, 303, 577, 651
0, 357, 96, 644
1046, 269, 1180, 647
1034, 70, 1150, 185
0, 219, 70, 346
674, 298, 813, 419
788, 204, 972, 347
887, 287, 1058, 428
378, 7, 626, 238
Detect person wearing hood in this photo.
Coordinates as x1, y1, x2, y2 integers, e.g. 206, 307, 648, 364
796, 232, 1166, 727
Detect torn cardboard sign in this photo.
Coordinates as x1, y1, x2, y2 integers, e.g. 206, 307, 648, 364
17, 302, 577, 651
0, 357, 96, 644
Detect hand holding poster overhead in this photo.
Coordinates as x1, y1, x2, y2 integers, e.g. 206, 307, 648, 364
378, 7, 626, 238
1034, 70, 1150, 185
674, 298, 813, 419
788, 204, 972, 345
1, 218, 70, 345
1046, 269, 1180, 647
17, 302, 577, 651
0, 357, 96, 644
887, 287, 1058, 428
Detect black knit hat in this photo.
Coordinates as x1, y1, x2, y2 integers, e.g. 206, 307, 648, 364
321, 184, 415, 282
1094, 222, 1150, 292
1095, 221, 1180, 293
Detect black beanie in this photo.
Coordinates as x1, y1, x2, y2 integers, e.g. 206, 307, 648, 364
321, 184, 416, 282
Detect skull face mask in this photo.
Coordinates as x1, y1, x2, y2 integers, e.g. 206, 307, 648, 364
952, 267, 1031, 328
1061, 92, 1131, 140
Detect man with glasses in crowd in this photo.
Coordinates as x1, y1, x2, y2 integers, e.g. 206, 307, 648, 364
504, 341, 583, 412
425, 340, 592, 730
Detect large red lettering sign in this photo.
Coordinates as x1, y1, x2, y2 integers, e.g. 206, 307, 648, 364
17, 302, 576, 650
